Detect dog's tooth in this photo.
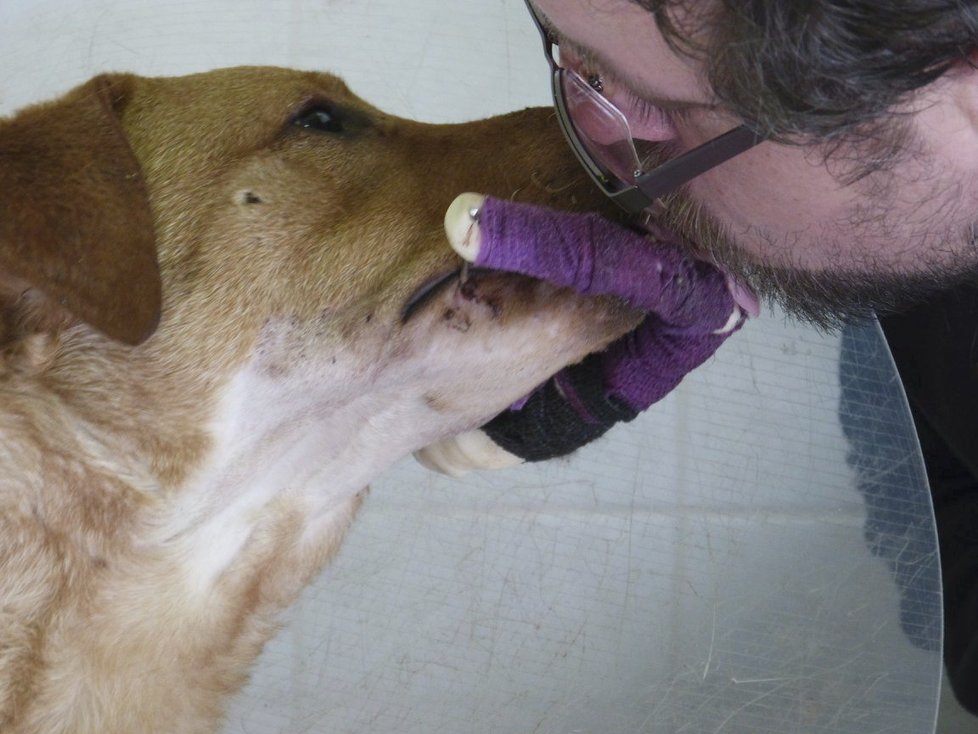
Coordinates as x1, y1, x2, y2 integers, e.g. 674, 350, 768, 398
444, 192, 485, 263
414, 429, 524, 477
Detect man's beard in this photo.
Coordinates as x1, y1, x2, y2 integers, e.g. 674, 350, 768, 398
654, 194, 978, 331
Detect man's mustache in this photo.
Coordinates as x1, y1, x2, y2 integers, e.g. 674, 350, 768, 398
650, 190, 978, 331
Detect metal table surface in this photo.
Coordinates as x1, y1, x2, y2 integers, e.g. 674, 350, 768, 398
0, 1, 943, 731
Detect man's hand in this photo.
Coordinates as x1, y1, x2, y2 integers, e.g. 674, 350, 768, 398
415, 194, 757, 476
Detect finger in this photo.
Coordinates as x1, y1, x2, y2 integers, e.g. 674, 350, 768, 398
601, 317, 735, 412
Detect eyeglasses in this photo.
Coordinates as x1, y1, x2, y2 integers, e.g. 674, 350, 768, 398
524, 0, 764, 214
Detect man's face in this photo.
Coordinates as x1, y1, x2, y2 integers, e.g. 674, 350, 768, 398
532, 0, 978, 325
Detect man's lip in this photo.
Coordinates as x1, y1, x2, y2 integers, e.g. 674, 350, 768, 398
400, 267, 496, 324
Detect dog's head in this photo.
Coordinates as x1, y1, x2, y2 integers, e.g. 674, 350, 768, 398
0, 66, 640, 490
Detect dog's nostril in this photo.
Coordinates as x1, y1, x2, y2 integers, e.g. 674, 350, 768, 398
237, 191, 263, 205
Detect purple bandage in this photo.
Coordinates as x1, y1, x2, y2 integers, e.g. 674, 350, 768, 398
477, 197, 735, 332
474, 196, 747, 413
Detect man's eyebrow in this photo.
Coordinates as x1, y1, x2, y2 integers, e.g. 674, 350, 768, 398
532, 3, 717, 112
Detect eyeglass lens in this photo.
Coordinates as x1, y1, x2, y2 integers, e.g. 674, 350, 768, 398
560, 70, 644, 186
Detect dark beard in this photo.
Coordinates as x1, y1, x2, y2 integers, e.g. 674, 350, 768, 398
653, 194, 978, 331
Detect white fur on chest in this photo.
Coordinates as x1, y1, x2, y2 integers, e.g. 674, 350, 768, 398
158, 350, 435, 594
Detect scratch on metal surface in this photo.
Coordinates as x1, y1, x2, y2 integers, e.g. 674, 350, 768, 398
712, 682, 788, 733
702, 604, 717, 680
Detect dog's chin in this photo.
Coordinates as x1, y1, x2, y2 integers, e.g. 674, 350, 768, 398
397, 270, 641, 475
396, 267, 641, 424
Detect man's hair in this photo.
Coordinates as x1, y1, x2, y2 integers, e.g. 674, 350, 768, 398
635, 0, 978, 172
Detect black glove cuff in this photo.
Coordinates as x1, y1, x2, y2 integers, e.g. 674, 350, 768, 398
482, 354, 638, 463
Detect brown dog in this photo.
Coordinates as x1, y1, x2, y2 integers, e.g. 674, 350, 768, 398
0, 66, 639, 733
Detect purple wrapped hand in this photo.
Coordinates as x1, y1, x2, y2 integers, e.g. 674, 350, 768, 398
415, 193, 756, 475
473, 195, 750, 416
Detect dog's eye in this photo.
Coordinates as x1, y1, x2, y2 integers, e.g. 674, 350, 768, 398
293, 105, 344, 134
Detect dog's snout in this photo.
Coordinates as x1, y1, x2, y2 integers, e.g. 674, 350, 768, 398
396, 106, 629, 226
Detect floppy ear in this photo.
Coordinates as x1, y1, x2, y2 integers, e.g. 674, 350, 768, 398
0, 74, 160, 346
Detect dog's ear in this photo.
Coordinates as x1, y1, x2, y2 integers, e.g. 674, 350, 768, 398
0, 74, 161, 347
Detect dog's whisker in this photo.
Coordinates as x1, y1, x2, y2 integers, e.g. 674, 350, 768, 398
459, 210, 480, 277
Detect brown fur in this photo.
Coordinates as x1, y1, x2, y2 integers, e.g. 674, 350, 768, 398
0, 66, 640, 733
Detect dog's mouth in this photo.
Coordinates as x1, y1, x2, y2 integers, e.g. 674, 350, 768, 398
399, 265, 642, 342
400, 266, 499, 324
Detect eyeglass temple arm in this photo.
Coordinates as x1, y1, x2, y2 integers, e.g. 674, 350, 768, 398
625, 125, 763, 206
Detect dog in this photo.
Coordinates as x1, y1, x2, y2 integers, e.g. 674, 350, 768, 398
0, 66, 641, 733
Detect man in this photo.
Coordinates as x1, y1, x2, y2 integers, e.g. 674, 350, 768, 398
426, 0, 978, 719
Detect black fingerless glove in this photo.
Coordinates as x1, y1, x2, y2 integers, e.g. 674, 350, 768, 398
481, 353, 638, 462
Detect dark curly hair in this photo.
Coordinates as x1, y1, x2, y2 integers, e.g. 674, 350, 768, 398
634, 0, 978, 174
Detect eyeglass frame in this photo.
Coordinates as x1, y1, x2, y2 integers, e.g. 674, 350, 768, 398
524, 0, 765, 214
